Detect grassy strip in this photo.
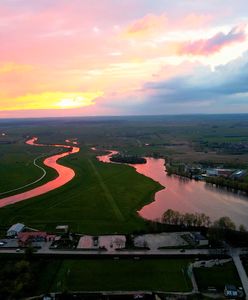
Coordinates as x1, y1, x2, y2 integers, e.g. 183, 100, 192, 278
0, 257, 192, 297
50, 258, 192, 292
88, 159, 124, 221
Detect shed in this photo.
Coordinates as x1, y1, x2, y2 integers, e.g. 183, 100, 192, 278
7, 223, 25, 237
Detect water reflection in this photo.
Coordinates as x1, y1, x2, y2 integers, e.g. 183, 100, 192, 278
0, 137, 79, 208
97, 150, 248, 227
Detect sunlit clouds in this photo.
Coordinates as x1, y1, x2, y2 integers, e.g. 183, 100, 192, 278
0, 0, 248, 117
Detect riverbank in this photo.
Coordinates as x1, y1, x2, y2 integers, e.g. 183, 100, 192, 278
97, 150, 248, 228
0, 138, 80, 208
0, 140, 60, 196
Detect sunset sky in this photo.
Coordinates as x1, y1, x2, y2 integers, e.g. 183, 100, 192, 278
0, 0, 248, 118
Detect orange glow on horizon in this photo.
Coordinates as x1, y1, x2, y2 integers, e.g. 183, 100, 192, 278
1, 91, 103, 111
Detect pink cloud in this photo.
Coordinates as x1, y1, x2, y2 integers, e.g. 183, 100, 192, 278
178, 24, 247, 55
123, 12, 212, 39
125, 13, 168, 37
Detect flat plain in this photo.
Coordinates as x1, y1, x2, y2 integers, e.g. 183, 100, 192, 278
1, 115, 248, 234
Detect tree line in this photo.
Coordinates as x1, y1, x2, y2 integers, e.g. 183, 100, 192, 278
162, 209, 211, 227
206, 176, 248, 194
162, 209, 246, 232
110, 154, 146, 164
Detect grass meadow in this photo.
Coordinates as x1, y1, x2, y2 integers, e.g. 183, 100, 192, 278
0, 144, 161, 234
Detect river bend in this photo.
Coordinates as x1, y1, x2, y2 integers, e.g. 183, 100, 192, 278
0, 138, 79, 207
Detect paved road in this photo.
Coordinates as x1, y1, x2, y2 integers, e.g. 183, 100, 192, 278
187, 263, 199, 293
231, 248, 248, 300
0, 247, 217, 256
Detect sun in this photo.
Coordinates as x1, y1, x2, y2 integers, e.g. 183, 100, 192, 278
48, 92, 103, 109
58, 96, 85, 108
59, 98, 77, 108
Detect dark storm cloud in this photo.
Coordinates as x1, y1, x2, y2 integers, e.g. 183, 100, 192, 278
143, 55, 248, 105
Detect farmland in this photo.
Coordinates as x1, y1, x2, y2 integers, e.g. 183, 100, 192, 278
1, 114, 248, 234
0, 139, 161, 234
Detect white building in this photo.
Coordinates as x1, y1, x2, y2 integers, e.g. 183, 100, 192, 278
206, 168, 218, 176
7, 223, 25, 237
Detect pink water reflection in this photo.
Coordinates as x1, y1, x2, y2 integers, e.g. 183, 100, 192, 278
0, 138, 79, 208
97, 151, 248, 227
97, 150, 118, 163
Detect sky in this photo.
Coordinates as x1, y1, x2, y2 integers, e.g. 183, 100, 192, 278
0, 0, 248, 118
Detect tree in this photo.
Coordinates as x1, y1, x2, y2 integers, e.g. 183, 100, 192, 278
162, 209, 176, 224
183, 213, 195, 227
239, 224, 247, 232
214, 216, 236, 231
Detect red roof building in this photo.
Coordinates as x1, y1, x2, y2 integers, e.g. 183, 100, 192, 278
18, 231, 55, 247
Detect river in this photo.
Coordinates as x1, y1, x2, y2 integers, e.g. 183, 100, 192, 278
0, 137, 79, 208
97, 151, 248, 227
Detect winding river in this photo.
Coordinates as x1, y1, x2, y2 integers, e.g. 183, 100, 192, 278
97, 151, 248, 227
0, 138, 79, 208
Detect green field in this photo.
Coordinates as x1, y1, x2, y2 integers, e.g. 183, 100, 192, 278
51, 259, 192, 292
0, 116, 247, 296
0, 142, 62, 196
0, 144, 161, 234
0, 257, 192, 298
194, 262, 241, 291
1, 115, 248, 234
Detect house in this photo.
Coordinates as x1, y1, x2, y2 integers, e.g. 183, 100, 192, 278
7, 223, 25, 237
206, 169, 218, 176
55, 225, 69, 233
18, 231, 55, 247
224, 285, 238, 298
191, 232, 209, 246
206, 168, 233, 177
217, 169, 234, 177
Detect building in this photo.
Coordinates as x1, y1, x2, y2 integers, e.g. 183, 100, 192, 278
18, 231, 55, 247
217, 169, 234, 177
55, 225, 69, 233
206, 168, 234, 177
206, 168, 218, 176
7, 223, 25, 237
190, 232, 209, 246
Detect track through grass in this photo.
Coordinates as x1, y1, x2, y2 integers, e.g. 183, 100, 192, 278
88, 158, 125, 222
